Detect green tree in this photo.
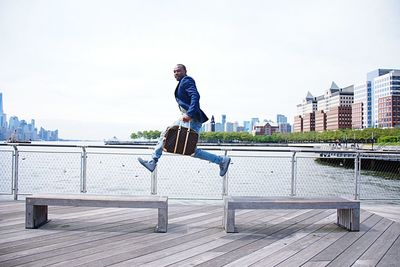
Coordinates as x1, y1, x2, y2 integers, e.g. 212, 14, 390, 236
132, 127, 400, 144
130, 132, 139, 140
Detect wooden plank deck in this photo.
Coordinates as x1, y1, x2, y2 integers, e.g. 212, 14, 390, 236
0, 200, 399, 267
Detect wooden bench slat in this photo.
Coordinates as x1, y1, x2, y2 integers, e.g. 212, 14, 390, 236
25, 194, 168, 233
223, 196, 360, 233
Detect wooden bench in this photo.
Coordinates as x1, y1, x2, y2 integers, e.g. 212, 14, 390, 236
26, 194, 168, 233
223, 196, 360, 233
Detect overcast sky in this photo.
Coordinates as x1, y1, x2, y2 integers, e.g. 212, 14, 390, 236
1, 0, 399, 140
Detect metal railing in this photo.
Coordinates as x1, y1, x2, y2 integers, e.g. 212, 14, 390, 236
0, 143, 399, 200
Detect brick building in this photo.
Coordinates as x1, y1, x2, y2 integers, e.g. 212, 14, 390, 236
303, 113, 315, 132
326, 106, 352, 130
253, 122, 279, 136
378, 95, 400, 128
315, 110, 327, 132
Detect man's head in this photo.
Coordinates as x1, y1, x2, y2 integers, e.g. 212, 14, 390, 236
174, 64, 187, 81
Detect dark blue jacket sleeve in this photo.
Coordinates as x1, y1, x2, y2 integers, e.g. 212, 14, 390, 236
182, 77, 200, 118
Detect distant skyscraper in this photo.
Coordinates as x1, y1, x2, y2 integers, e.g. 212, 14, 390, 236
215, 123, 223, 132
225, 122, 234, 132
9, 116, 19, 130
277, 114, 291, 133
221, 114, 226, 131
278, 123, 292, 133
0, 93, 6, 128
250, 118, 259, 132
210, 115, 215, 132
233, 121, 239, 132
353, 82, 369, 129
353, 69, 400, 129
276, 114, 287, 124
373, 70, 400, 128
0, 93, 3, 113
203, 122, 212, 132
296, 91, 317, 116
368, 69, 393, 128
370, 69, 400, 128
243, 121, 251, 132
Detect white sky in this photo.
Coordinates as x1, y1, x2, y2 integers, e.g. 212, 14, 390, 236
1, 0, 399, 140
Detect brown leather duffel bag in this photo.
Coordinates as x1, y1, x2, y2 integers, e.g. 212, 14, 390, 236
163, 124, 198, 156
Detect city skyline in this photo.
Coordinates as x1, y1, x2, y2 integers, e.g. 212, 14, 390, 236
0, 92, 58, 141
1, 0, 399, 140
294, 69, 400, 133
1, 87, 292, 139
201, 113, 291, 134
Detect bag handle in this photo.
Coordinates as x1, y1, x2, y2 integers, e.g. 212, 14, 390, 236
178, 119, 191, 131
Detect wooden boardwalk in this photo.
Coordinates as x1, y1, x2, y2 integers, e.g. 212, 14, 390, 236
0, 200, 399, 266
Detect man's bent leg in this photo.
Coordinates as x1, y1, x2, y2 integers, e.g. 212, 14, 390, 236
189, 121, 223, 163
193, 148, 231, 177
190, 121, 231, 176
151, 131, 166, 161
138, 120, 181, 172
151, 120, 181, 161
138, 132, 165, 172
193, 148, 222, 164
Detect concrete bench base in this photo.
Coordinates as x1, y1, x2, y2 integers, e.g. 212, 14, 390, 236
26, 194, 168, 233
223, 196, 360, 233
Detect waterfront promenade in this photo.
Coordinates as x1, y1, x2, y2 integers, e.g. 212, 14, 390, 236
1, 199, 399, 266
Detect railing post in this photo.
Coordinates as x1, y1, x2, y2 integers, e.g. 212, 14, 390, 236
80, 147, 87, 193
151, 167, 157, 195
354, 152, 361, 200
290, 151, 297, 196
12, 145, 19, 200
222, 150, 229, 196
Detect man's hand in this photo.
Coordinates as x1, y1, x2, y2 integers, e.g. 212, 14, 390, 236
182, 114, 192, 122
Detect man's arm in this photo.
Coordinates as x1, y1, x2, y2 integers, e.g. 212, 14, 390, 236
182, 114, 192, 122
182, 77, 200, 120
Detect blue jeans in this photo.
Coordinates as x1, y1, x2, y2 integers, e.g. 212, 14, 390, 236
152, 119, 222, 164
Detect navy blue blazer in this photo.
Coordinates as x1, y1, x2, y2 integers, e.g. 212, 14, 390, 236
174, 75, 209, 123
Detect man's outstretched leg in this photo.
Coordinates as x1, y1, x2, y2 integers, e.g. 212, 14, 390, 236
139, 151, 231, 176
137, 126, 167, 172
193, 148, 231, 176
219, 156, 231, 177
138, 157, 157, 172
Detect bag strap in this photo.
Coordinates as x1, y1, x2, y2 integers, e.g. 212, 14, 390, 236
178, 120, 191, 131
182, 121, 192, 154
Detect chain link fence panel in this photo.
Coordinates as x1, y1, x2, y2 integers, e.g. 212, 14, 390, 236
85, 151, 152, 195
2, 144, 399, 201
295, 153, 356, 198
227, 152, 293, 197
157, 153, 225, 199
359, 154, 400, 200
17, 151, 81, 194
0, 150, 13, 194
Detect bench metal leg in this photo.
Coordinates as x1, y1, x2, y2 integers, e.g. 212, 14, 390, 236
337, 208, 360, 231
26, 204, 48, 229
224, 208, 236, 233
156, 205, 168, 233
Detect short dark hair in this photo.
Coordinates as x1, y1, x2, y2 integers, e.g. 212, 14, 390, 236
176, 64, 186, 72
